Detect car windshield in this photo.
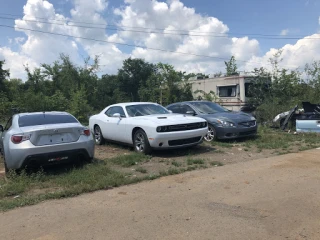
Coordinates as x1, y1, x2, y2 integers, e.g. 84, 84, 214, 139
189, 102, 229, 114
126, 104, 169, 117
18, 113, 78, 127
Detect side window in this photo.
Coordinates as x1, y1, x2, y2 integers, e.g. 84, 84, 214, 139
105, 107, 126, 118
167, 105, 181, 114
180, 104, 194, 114
4, 117, 13, 131
105, 107, 114, 117
218, 85, 237, 97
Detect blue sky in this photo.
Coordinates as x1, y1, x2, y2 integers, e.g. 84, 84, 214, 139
1, 0, 319, 53
183, 0, 320, 52
0, 0, 320, 79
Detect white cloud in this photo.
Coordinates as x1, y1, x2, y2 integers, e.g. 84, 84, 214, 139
280, 29, 289, 36
14, 37, 25, 44
0, 47, 38, 79
1, 0, 126, 80
245, 34, 320, 72
114, 0, 259, 74
1, 0, 320, 81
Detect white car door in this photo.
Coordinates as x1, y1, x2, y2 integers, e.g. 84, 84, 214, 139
102, 106, 127, 142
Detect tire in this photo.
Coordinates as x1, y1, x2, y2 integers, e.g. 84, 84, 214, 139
133, 129, 151, 154
94, 125, 105, 145
204, 124, 217, 142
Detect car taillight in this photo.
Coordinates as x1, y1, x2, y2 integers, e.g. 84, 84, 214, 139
81, 128, 91, 136
11, 134, 31, 144
84, 129, 90, 136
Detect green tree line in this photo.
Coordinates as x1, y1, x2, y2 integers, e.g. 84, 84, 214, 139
0, 55, 193, 124
1, 52, 320, 124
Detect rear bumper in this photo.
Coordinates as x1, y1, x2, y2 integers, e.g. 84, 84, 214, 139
6, 137, 95, 169
216, 126, 258, 139
20, 149, 92, 168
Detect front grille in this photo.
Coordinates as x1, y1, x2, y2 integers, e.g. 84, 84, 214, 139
159, 122, 207, 132
239, 130, 257, 136
238, 120, 256, 127
168, 136, 202, 146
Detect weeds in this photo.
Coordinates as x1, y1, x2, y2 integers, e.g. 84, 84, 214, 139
171, 161, 182, 167
210, 161, 224, 167
213, 127, 320, 152
135, 167, 147, 174
167, 168, 180, 175
187, 158, 205, 165
110, 153, 150, 167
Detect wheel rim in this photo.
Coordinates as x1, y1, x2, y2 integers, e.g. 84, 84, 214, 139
94, 127, 101, 144
204, 126, 215, 142
135, 133, 145, 152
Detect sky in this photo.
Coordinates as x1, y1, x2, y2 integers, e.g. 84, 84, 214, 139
0, 0, 320, 80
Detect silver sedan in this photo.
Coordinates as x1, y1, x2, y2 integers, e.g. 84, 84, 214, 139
0, 112, 95, 173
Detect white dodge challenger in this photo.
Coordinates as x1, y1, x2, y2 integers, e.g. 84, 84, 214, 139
89, 102, 208, 154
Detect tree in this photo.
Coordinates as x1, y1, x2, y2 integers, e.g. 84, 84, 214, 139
0, 60, 10, 92
117, 58, 156, 102
68, 87, 93, 124
194, 90, 219, 102
224, 56, 238, 76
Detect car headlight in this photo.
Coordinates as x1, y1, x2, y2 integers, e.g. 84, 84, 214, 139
156, 126, 168, 132
216, 119, 235, 127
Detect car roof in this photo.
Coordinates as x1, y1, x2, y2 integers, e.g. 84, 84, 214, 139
18, 111, 70, 117
108, 102, 160, 107
167, 101, 212, 106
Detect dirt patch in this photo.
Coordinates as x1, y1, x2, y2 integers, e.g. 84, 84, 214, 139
92, 142, 280, 179
0, 142, 284, 177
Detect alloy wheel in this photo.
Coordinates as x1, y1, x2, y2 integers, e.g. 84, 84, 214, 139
94, 126, 102, 145
204, 126, 215, 142
135, 133, 145, 152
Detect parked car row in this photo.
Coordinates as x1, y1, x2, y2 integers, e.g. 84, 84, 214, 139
0, 101, 257, 173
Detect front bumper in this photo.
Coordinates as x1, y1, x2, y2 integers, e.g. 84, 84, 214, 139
215, 126, 258, 139
6, 136, 95, 169
148, 128, 208, 149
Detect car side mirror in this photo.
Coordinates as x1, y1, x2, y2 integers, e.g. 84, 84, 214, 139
168, 110, 173, 113
186, 111, 196, 116
0, 125, 3, 132
112, 113, 121, 119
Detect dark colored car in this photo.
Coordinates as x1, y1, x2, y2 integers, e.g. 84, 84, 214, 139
166, 101, 257, 141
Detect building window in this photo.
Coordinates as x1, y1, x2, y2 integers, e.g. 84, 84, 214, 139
218, 86, 237, 97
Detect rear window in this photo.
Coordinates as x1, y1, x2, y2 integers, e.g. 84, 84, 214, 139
18, 114, 78, 127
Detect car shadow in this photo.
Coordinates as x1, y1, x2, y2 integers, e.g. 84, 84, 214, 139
216, 135, 259, 144
151, 144, 219, 158
22, 158, 101, 176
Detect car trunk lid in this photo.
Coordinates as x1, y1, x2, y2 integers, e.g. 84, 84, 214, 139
20, 123, 83, 146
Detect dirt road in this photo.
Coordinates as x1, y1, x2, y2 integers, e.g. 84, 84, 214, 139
1, 149, 320, 240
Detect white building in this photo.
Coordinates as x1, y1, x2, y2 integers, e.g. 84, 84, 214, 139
189, 75, 258, 112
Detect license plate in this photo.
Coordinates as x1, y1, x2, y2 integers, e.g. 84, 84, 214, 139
48, 156, 69, 162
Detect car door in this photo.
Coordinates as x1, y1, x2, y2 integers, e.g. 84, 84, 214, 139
296, 114, 320, 133
102, 106, 127, 142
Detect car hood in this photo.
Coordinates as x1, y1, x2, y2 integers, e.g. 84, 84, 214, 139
201, 111, 255, 123
133, 114, 205, 125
